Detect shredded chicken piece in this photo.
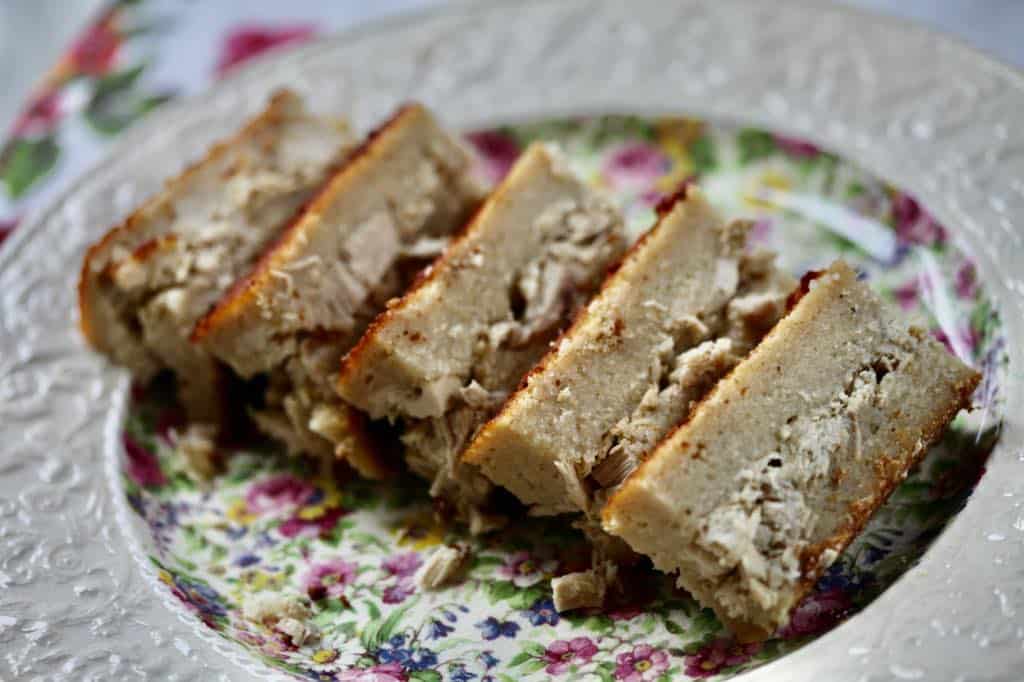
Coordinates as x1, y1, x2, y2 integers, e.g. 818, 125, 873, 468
416, 544, 471, 589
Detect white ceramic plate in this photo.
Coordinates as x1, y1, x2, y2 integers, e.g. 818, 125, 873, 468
1, 1, 1022, 680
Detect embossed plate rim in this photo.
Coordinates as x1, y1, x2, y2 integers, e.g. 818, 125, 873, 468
1, 1, 1022, 680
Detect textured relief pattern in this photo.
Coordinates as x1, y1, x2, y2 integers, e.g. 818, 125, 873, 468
0, 1, 1022, 680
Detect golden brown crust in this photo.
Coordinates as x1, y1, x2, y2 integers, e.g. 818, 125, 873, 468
191, 103, 422, 343
792, 367, 979, 597
460, 191, 678, 466
78, 89, 301, 348
335, 141, 519, 388
599, 268, 830, 498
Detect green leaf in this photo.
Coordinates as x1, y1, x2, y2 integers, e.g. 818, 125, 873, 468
85, 64, 172, 135
360, 600, 415, 650
582, 614, 614, 634
410, 672, 442, 682
365, 600, 381, 620
506, 586, 546, 610
664, 619, 686, 635
690, 134, 718, 175
595, 667, 615, 682
1, 136, 58, 199
507, 651, 535, 668
496, 675, 518, 682
519, 659, 546, 675
485, 580, 518, 603
737, 129, 777, 164
690, 607, 722, 635
522, 641, 546, 657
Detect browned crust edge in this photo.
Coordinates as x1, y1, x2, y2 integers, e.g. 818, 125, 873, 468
335, 143, 566, 389
78, 88, 301, 348
461, 183, 695, 466
600, 266, 828, 502
191, 102, 421, 344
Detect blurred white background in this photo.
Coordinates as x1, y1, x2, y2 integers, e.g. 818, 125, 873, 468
1, 0, 1022, 135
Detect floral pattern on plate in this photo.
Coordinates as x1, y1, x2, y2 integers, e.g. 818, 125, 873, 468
123, 116, 1005, 681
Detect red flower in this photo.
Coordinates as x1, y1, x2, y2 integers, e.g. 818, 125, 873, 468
11, 91, 61, 137
683, 638, 759, 678
543, 637, 598, 675
0, 218, 17, 246
69, 11, 121, 75
779, 587, 852, 639
774, 133, 821, 159
303, 558, 358, 598
279, 506, 347, 538
216, 25, 316, 77
891, 192, 947, 247
123, 434, 166, 488
467, 130, 521, 184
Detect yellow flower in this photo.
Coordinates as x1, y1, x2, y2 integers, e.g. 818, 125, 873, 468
654, 117, 704, 191
743, 166, 795, 209
395, 515, 446, 550
242, 570, 285, 592
312, 649, 339, 664
158, 569, 173, 586
226, 498, 256, 525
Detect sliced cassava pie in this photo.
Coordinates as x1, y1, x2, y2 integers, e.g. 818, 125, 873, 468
602, 260, 981, 641
193, 103, 484, 478
464, 186, 795, 517
337, 143, 626, 530
78, 89, 353, 422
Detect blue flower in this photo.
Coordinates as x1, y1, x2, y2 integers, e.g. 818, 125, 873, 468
408, 647, 438, 671
524, 597, 559, 626
377, 646, 410, 665
428, 618, 454, 639
475, 617, 519, 640
478, 651, 499, 669
234, 553, 260, 567
172, 576, 227, 617
442, 609, 457, 623
450, 663, 476, 681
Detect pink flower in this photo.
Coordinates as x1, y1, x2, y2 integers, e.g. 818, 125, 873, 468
69, 11, 120, 75
683, 638, 759, 678
383, 552, 422, 578
216, 24, 316, 76
602, 142, 669, 192
779, 588, 852, 639
892, 277, 919, 311
303, 558, 358, 599
497, 551, 556, 587
954, 260, 978, 300
123, 434, 166, 488
891, 192, 946, 247
608, 606, 644, 622
543, 637, 598, 675
932, 325, 980, 358
615, 644, 670, 681
339, 663, 408, 682
0, 218, 17, 246
382, 580, 416, 604
11, 91, 61, 137
279, 506, 347, 538
774, 133, 821, 159
467, 130, 520, 184
246, 474, 315, 514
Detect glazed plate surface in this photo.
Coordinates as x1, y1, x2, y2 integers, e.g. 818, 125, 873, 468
1, 1, 1022, 680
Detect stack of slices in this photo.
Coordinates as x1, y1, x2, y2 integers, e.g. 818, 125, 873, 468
79, 91, 980, 640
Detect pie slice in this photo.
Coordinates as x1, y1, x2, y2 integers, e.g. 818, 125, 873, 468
193, 103, 483, 478
463, 186, 796, 517
602, 260, 981, 640
337, 143, 626, 530
78, 89, 353, 422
